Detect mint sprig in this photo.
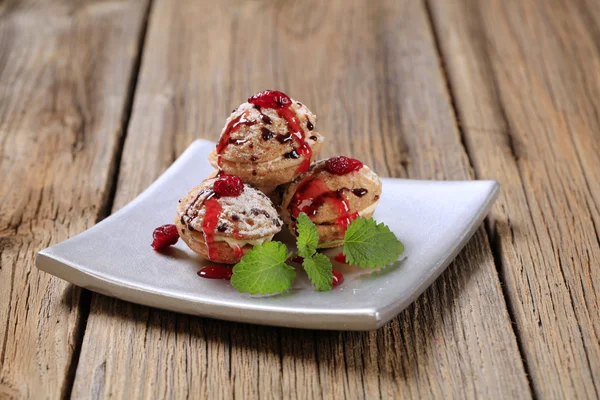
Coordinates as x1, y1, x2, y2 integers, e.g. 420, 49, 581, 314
296, 213, 333, 291
230, 242, 295, 295
230, 214, 404, 295
302, 253, 333, 291
342, 218, 404, 269
296, 212, 319, 259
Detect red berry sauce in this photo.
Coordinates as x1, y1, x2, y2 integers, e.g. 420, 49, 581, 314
325, 156, 363, 175
201, 197, 223, 261
152, 224, 179, 250
216, 111, 256, 167
198, 265, 233, 280
233, 244, 245, 260
290, 177, 358, 233
248, 90, 312, 173
248, 90, 291, 108
332, 269, 344, 287
334, 252, 348, 264
289, 256, 304, 264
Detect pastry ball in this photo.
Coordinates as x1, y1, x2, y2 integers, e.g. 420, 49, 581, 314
176, 174, 283, 264
280, 156, 382, 248
208, 90, 324, 194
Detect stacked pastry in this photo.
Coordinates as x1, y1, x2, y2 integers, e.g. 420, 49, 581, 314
177, 90, 382, 263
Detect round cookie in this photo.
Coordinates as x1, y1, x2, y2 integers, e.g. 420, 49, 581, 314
280, 157, 382, 248
209, 90, 324, 194
176, 175, 282, 264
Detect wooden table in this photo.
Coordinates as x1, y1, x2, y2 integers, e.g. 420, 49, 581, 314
1, 0, 599, 398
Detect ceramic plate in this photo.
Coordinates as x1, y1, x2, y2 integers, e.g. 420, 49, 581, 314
36, 140, 499, 330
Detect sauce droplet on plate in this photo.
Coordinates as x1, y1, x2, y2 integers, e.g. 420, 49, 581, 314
198, 265, 233, 280
332, 269, 344, 287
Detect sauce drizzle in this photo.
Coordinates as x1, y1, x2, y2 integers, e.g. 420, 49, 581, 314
290, 177, 358, 233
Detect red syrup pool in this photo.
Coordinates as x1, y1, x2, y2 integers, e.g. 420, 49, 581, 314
198, 265, 233, 280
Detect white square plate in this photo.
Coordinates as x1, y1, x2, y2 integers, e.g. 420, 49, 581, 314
36, 140, 498, 330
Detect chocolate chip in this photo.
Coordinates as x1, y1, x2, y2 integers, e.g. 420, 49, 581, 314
261, 127, 274, 140
251, 208, 271, 218
250, 155, 258, 162
307, 121, 314, 130
252, 170, 257, 176
261, 114, 272, 124
276, 133, 293, 144
232, 215, 240, 221
310, 135, 317, 141
284, 149, 300, 159
352, 188, 368, 197
217, 223, 228, 232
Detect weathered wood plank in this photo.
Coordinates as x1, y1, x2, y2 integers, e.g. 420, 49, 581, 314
428, 0, 600, 398
72, 0, 530, 398
0, 1, 149, 398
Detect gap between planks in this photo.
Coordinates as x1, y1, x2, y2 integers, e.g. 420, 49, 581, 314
60, 1, 156, 398
422, 0, 537, 396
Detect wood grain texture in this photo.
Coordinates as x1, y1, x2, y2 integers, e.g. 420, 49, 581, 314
428, 0, 600, 398
71, 0, 530, 398
0, 1, 149, 398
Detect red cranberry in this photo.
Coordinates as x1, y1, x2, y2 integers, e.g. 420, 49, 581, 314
248, 90, 291, 109
214, 174, 244, 197
325, 156, 364, 175
152, 224, 179, 250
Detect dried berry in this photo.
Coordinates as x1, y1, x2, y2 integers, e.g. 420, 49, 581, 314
152, 224, 179, 250
213, 174, 244, 197
325, 156, 364, 175
248, 90, 291, 109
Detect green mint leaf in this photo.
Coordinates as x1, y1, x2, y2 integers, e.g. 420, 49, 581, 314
231, 241, 296, 295
343, 217, 404, 269
303, 253, 333, 291
296, 212, 319, 259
